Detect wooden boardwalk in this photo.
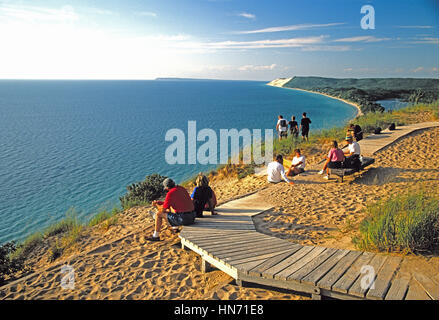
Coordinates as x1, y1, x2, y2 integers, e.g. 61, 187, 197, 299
180, 194, 439, 300
181, 122, 439, 300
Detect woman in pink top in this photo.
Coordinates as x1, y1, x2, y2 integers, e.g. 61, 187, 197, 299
319, 141, 345, 179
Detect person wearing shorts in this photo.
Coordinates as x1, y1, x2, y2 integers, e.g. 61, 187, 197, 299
319, 141, 345, 180
276, 115, 288, 140
149, 178, 196, 241
289, 116, 299, 139
300, 112, 312, 142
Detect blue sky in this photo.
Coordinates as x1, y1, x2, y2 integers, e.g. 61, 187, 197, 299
0, 0, 438, 80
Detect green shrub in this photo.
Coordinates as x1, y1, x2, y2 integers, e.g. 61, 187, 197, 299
44, 209, 80, 238
88, 207, 121, 227
0, 242, 26, 285
120, 174, 168, 209
13, 232, 44, 260
353, 191, 439, 253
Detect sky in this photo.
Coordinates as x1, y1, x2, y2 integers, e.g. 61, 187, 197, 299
0, 0, 438, 80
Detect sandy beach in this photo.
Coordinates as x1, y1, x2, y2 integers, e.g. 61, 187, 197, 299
267, 79, 363, 118
1, 125, 438, 300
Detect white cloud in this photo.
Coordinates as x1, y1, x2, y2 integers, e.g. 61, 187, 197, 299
135, 11, 157, 17
334, 36, 391, 43
233, 23, 345, 34
409, 37, 439, 44
203, 36, 326, 49
237, 12, 256, 19
395, 25, 434, 29
238, 64, 277, 71
412, 66, 424, 73
301, 45, 351, 52
0, 3, 79, 22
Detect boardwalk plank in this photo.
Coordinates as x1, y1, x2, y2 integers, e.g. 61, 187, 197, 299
348, 254, 388, 298
301, 249, 349, 286
332, 251, 375, 294
288, 248, 338, 282
413, 272, 439, 300
366, 256, 402, 300
228, 248, 295, 268
191, 236, 277, 251
405, 278, 431, 300
247, 246, 303, 277
205, 238, 288, 257
385, 278, 410, 300
274, 247, 327, 280
219, 243, 294, 261
262, 246, 314, 279
317, 251, 362, 290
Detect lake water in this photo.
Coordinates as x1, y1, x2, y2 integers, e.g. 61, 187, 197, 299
0, 80, 357, 243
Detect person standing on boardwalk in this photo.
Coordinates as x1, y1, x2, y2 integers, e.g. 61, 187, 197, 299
299, 112, 312, 142
149, 178, 196, 241
289, 116, 299, 139
276, 115, 288, 141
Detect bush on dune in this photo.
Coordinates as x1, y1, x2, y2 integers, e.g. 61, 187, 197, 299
0, 242, 27, 285
353, 191, 439, 254
120, 173, 168, 209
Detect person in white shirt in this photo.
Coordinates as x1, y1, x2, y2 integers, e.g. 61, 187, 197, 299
267, 155, 294, 185
276, 115, 288, 141
287, 149, 306, 176
344, 136, 361, 171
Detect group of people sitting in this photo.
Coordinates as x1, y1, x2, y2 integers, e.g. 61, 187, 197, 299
266, 125, 363, 183
148, 174, 217, 242
318, 135, 362, 180
267, 149, 307, 185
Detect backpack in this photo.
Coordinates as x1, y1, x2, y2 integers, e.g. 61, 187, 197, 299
280, 119, 287, 128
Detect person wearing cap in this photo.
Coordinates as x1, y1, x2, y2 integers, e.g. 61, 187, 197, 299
149, 178, 196, 241
344, 136, 361, 171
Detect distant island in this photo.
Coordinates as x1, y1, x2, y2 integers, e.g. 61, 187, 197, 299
268, 76, 439, 113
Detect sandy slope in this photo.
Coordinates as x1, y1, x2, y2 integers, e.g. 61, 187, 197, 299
1, 128, 438, 300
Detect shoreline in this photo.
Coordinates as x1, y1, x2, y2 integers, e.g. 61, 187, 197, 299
268, 81, 363, 119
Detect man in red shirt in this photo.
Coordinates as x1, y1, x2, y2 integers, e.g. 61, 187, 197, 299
148, 178, 196, 241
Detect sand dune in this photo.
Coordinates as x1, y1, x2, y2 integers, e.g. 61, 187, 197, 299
1, 127, 438, 300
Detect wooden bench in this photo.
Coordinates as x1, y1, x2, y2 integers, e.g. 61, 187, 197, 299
330, 157, 375, 182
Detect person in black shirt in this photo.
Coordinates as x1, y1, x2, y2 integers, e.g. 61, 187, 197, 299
191, 174, 216, 218
347, 124, 363, 141
288, 116, 299, 139
299, 112, 312, 142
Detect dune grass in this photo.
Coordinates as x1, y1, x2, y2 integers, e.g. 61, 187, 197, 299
353, 191, 439, 254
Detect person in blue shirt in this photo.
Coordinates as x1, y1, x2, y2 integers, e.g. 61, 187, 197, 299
191, 174, 217, 218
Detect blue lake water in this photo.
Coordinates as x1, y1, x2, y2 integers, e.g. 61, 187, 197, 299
377, 99, 411, 111
0, 80, 357, 244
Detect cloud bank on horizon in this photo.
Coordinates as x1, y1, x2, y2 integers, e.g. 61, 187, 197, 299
0, 0, 438, 80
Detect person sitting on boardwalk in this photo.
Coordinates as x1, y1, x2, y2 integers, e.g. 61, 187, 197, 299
276, 115, 288, 140
267, 154, 294, 185
347, 123, 363, 142
149, 178, 196, 241
191, 174, 217, 218
319, 141, 345, 180
286, 149, 306, 176
299, 112, 312, 142
289, 116, 299, 139
343, 136, 361, 171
